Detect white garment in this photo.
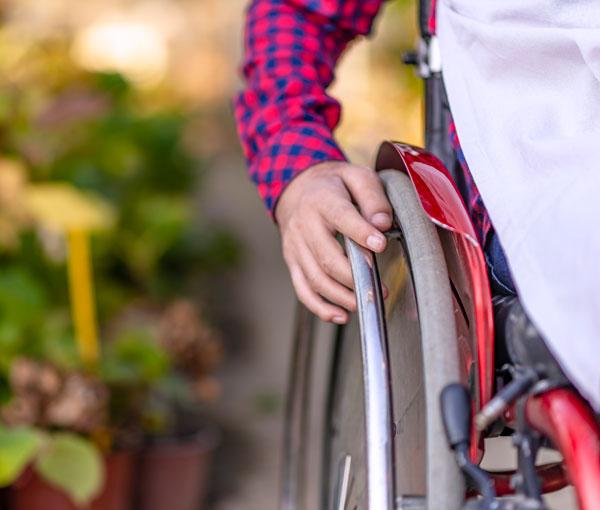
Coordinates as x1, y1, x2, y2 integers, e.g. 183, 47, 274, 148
437, 0, 600, 409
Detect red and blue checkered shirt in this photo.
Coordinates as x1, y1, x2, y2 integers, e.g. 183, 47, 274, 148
234, 0, 491, 245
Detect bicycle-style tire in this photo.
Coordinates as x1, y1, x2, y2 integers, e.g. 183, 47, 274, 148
282, 170, 466, 509
322, 170, 464, 509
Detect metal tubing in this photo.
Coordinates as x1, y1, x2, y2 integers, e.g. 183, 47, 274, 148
526, 388, 600, 510
281, 302, 315, 510
345, 238, 395, 510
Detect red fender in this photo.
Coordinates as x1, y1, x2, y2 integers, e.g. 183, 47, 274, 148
376, 141, 494, 431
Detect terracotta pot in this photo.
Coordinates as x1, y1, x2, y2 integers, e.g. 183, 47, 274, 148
10, 450, 135, 510
136, 427, 219, 510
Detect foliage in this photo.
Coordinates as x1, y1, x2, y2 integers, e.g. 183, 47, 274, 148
0, 37, 238, 506
0, 67, 240, 317
35, 432, 103, 506
102, 329, 170, 386
0, 426, 40, 486
0, 266, 77, 375
0, 426, 102, 506
101, 328, 172, 437
0, 49, 238, 377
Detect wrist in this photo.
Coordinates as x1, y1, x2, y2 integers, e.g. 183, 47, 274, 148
274, 159, 346, 225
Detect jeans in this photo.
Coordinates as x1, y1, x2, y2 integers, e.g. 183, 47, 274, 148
484, 232, 517, 296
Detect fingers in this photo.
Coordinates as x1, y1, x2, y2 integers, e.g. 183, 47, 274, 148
324, 200, 388, 253
276, 160, 394, 325
284, 228, 355, 321
295, 243, 356, 312
306, 222, 354, 289
288, 264, 349, 324
341, 166, 393, 231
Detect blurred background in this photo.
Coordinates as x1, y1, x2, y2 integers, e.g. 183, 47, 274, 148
0, 1, 422, 509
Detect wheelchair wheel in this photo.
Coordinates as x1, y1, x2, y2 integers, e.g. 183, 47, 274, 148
283, 170, 465, 510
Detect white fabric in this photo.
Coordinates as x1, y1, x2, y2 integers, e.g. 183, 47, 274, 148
437, 0, 600, 409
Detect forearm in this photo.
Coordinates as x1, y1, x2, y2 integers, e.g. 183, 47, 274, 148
234, 0, 384, 214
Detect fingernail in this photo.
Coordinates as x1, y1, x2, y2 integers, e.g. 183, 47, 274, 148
382, 285, 389, 299
332, 315, 347, 324
366, 233, 386, 251
371, 212, 391, 228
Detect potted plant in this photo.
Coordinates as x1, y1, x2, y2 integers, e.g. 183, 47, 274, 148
133, 300, 223, 510
0, 45, 240, 509
0, 358, 108, 508
0, 176, 152, 510
0, 306, 224, 510
0, 360, 130, 510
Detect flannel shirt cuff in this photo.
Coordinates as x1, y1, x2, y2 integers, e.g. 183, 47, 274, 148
250, 122, 347, 216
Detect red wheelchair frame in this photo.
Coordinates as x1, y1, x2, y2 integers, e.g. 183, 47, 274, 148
376, 140, 600, 509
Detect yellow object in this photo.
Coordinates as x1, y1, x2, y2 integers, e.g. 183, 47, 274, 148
67, 229, 99, 366
25, 183, 115, 232
23, 182, 115, 367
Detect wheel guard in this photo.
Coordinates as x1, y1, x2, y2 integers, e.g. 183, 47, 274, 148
376, 141, 494, 458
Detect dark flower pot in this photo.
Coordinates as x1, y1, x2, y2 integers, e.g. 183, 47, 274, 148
10, 450, 135, 510
136, 427, 219, 510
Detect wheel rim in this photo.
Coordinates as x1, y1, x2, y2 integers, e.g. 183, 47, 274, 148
323, 170, 465, 510
324, 235, 428, 508
281, 169, 467, 510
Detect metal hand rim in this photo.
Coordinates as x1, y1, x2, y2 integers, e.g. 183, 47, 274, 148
344, 237, 395, 510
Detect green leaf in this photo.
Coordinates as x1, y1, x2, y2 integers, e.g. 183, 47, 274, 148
93, 72, 131, 100
0, 321, 25, 371
38, 312, 81, 370
0, 268, 46, 326
101, 329, 169, 385
0, 426, 41, 486
35, 433, 104, 506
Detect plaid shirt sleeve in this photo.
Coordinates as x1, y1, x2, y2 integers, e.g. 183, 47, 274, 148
234, 0, 384, 215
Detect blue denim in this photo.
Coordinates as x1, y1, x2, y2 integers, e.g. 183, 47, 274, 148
484, 232, 517, 296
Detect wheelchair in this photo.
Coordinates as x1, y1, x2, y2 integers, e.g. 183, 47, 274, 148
281, 2, 600, 509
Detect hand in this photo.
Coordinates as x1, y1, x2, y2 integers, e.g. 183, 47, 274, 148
275, 161, 392, 324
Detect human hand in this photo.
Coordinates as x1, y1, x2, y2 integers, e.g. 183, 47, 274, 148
275, 161, 392, 324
